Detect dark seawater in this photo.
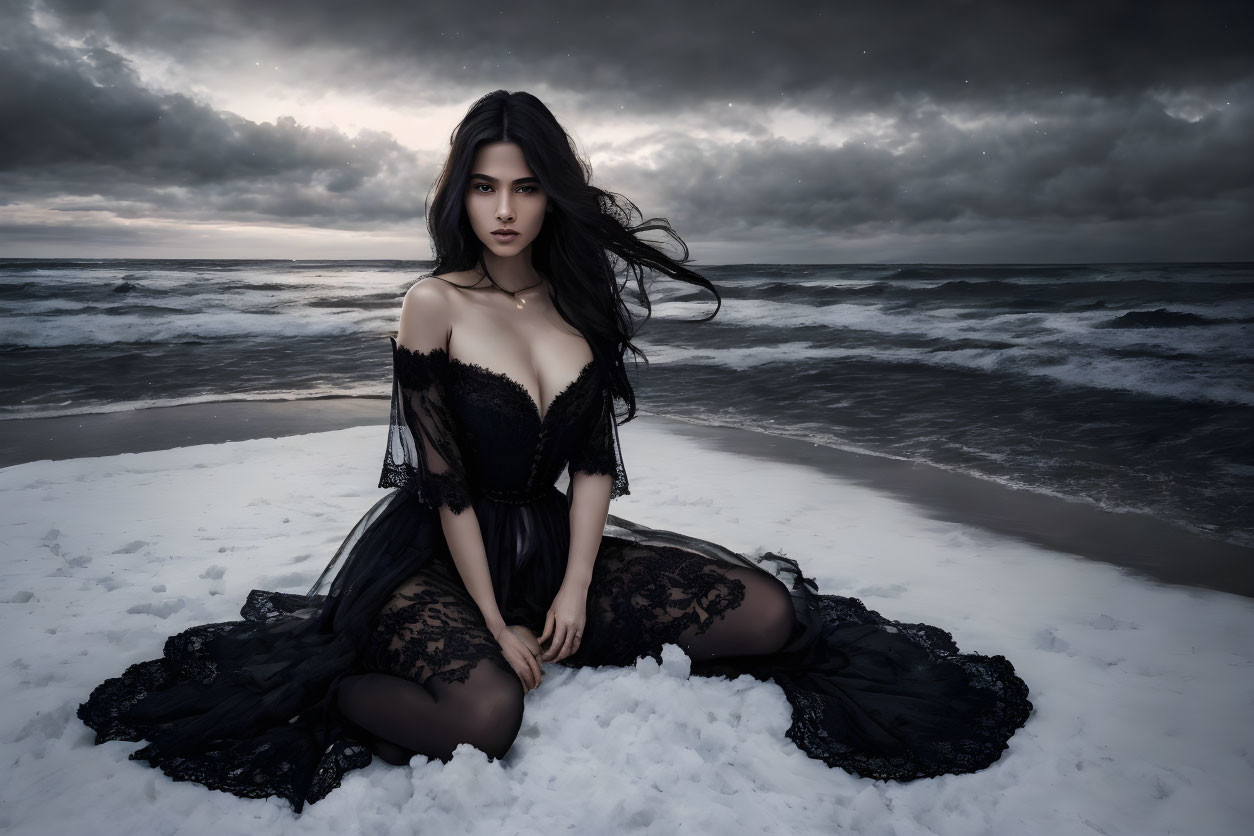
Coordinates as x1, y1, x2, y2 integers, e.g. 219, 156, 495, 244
1, 259, 1250, 549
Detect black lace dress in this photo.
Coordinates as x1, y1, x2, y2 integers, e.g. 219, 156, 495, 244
77, 336, 1033, 813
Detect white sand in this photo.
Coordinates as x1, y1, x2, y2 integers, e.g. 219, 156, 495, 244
1, 417, 1252, 835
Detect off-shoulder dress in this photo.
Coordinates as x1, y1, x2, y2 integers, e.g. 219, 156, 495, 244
77, 333, 1033, 813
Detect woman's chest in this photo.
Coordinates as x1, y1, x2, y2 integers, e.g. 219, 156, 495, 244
446, 297, 595, 421
443, 359, 603, 471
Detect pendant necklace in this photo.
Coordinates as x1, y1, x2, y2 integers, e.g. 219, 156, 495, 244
473, 263, 546, 310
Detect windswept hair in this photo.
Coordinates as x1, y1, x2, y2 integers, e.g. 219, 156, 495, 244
424, 89, 722, 424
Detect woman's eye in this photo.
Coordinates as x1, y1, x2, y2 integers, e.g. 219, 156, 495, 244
471, 184, 537, 193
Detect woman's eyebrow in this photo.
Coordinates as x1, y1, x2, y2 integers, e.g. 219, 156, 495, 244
470, 173, 540, 185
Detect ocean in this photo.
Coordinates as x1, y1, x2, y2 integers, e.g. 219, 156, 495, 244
1, 258, 1250, 549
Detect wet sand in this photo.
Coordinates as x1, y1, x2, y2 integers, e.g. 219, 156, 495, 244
0, 397, 389, 466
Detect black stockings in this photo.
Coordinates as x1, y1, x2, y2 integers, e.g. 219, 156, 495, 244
335, 558, 795, 766
336, 660, 523, 766
673, 565, 795, 663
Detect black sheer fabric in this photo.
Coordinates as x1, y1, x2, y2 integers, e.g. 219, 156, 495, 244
77, 336, 1033, 814
378, 335, 474, 514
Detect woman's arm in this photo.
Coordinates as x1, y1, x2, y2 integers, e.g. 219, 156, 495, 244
564, 470, 612, 589
540, 469, 610, 663
561, 386, 623, 590
397, 279, 507, 640
440, 505, 507, 639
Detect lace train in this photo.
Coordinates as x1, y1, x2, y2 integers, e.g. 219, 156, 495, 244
78, 510, 1032, 812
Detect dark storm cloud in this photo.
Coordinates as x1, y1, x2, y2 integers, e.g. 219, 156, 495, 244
1, 0, 1252, 258
0, 3, 429, 225
28, 0, 1254, 110
610, 92, 1254, 237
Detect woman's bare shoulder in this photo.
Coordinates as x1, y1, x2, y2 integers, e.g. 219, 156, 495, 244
405, 272, 469, 307
399, 275, 467, 347
419, 271, 482, 291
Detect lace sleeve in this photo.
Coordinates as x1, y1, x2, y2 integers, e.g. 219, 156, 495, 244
567, 386, 630, 500
378, 335, 473, 513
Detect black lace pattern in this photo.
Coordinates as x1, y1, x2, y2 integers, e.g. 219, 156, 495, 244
773, 591, 1033, 781
561, 539, 748, 668
566, 385, 631, 500
359, 537, 749, 697
75, 607, 371, 813
444, 351, 596, 427
683, 548, 1035, 783
363, 550, 517, 687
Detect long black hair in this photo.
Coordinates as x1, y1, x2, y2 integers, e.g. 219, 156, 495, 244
424, 89, 721, 425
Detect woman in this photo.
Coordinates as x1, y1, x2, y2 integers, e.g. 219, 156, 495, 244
78, 90, 1032, 813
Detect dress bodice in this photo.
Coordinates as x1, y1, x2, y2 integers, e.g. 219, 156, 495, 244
377, 335, 630, 610
379, 336, 628, 505
439, 348, 602, 502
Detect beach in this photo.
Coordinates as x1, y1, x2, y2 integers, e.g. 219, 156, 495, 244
2, 403, 1252, 835
5, 397, 1250, 598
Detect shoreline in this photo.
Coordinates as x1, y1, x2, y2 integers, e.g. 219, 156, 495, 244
659, 414, 1254, 600
0, 396, 389, 467
3, 395, 1250, 599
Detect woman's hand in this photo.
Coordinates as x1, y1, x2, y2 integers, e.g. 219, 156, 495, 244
506, 624, 542, 657
494, 624, 543, 692
539, 583, 588, 664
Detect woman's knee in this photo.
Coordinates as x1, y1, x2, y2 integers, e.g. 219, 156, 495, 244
762, 579, 796, 650
469, 686, 524, 759
733, 567, 796, 653
434, 662, 525, 759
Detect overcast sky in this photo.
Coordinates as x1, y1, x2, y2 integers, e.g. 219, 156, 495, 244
1, 0, 1250, 263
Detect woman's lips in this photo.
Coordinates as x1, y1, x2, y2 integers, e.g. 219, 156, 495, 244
491, 231, 519, 242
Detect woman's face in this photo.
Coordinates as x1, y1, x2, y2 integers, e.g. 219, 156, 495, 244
464, 141, 548, 259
